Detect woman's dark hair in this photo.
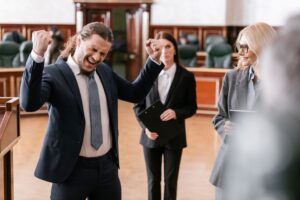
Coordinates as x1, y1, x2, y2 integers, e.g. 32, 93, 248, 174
60, 22, 114, 59
154, 31, 179, 66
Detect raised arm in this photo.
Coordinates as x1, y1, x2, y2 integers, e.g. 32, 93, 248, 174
116, 39, 164, 103
20, 30, 52, 111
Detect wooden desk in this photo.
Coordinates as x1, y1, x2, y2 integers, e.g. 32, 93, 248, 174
196, 51, 238, 67
187, 67, 229, 115
0, 97, 20, 200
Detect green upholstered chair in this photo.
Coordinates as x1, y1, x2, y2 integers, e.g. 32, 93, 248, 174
12, 41, 33, 67
204, 35, 226, 51
187, 34, 200, 46
0, 41, 20, 67
205, 43, 233, 68
3, 31, 26, 44
178, 44, 198, 67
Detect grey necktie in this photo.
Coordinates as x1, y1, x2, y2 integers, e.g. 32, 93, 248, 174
88, 73, 103, 149
247, 74, 256, 109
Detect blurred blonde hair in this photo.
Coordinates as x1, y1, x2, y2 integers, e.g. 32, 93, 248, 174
235, 22, 277, 74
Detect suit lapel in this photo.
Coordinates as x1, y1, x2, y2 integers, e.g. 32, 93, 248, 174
147, 80, 160, 104
96, 66, 113, 116
56, 58, 84, 117
235, 68, 249, 109
165, 66, 180, 105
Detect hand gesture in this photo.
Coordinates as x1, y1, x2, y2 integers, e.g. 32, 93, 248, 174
32, 30, 52, 57
224, 120, 235, 135
145, 39, 162, 63
145, 128, 159, 140
160, 109, 177, 121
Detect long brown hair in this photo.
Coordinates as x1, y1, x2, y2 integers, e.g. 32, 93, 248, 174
60, 22, 114, 59
154, 31, 179, 66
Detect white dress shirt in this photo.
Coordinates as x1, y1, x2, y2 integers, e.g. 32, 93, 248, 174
158, 63, 176, 104
30, 52, 112, 157
67, 56, 112, 157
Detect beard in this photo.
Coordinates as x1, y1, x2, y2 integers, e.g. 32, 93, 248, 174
79, 65, 96, 76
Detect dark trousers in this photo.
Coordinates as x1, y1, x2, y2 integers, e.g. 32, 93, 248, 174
143, 146, 183, 200
50, 150, 121, 200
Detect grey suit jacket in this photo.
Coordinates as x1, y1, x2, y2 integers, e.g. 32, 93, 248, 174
210, 66, 261, 187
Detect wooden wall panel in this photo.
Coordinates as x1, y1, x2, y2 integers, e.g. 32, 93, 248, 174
0, 68, 47, 115
150, 25, 227, 50
0, 69, 23, 97
187, 67, 228, 115
0, 24, 76, 41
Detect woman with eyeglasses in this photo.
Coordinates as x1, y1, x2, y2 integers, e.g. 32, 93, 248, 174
209, 22, 277, 200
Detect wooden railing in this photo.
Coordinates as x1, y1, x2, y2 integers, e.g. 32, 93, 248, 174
0, 68, 47, 115
0, 97, 20, 200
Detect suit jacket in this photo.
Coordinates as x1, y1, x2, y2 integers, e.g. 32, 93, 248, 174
133, 65, 197, 149
20, 56, 164, 183
210, 66, 261, 187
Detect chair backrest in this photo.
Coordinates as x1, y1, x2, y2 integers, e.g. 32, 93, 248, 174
204, 35, 226, 51
205, 43, 233, 68
0, 41, 20, 67
187, 34, 199, 46
178, 44, 198, 67
12, 41, 33, 67
3, 32, 26, 44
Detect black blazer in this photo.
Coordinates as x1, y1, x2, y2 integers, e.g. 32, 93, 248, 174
20, 56, 163, 183
134, 65, 197, 149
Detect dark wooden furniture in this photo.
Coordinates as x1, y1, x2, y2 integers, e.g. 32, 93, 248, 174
196, 51, 238, 67
0, 24, 75, 42
150, 25, 227, 51
0, 97, 20, 200
74, 0, 154, 81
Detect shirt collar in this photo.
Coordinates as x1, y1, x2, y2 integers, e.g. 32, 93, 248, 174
248, 66, 255, 82
159, 63, 177, 77
66, 55, 81, 75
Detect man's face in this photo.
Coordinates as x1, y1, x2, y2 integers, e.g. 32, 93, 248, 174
74, 34, 112, 74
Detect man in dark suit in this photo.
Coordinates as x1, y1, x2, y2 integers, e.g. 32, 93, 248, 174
133, 32, 197, 200
20, 22, 164, 200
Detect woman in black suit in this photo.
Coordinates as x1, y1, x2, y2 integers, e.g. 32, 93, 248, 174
134, 32, 197, 200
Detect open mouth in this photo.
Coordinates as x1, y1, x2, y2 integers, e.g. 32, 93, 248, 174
87, 57, 97, 65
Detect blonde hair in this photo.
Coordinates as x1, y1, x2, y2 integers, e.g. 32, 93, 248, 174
235, 22, 277, 73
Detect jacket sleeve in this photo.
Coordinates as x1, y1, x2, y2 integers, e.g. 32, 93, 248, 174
114, 58, 164, 103
20, 55, 52, 112
133, 99, 147, 130
212, 72, 230, 139
174, 72, 197, 121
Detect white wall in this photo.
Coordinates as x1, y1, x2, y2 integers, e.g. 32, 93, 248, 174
0, 0, 75, 24
1, 0, 300, 26
151, 0, 226, 25
225, 0, 300, 26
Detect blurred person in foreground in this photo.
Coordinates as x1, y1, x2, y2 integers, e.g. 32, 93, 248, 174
210, 22, 277, 200
133, 32, 197, 200
20, 22, 164, 200
223, 14, 300, 200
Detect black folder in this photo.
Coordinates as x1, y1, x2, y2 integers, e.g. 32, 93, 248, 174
138, 101, 180, 144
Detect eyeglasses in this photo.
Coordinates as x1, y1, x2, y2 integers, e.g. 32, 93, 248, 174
235, 43, 249, 53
